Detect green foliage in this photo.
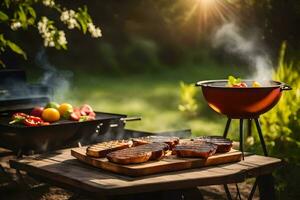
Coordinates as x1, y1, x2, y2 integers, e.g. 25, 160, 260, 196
76, 6, 92, 34
261, 42, 300, 161
0, 34, 27, 66
0, 0, 101, 67
260, 42, 300, 199
0, 11, 9, 21
178, 82, 198, 116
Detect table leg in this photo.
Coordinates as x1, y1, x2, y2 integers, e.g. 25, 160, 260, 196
223, 184, 233, 200
254, 118, 276, 200
257, 174, 276, 200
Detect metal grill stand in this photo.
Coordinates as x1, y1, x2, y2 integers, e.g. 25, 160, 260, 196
222, 117, 276, 200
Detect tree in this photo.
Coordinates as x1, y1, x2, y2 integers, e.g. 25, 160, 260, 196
0, 0, 102, 67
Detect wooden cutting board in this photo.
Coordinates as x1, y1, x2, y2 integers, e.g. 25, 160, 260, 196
71, 147, 242, 177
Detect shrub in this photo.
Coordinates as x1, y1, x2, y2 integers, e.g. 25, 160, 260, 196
178, 81, 198, 116
260, 42, 300, 199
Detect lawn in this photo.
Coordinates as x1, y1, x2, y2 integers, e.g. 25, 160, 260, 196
41, 63, 247, 137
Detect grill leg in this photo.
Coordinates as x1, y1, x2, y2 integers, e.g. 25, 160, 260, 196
254, 118, 268, 156
223, 118, 232, 138
247, 119, 252, 137
239, 119, 244, 160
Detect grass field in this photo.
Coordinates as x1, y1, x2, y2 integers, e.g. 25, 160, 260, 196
33, 63, 248, 137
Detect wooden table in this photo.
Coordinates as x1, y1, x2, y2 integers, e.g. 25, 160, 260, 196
9, 148, 282, 199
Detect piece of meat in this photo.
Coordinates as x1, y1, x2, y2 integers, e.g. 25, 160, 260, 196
86, 140, 133, 158
132, 136, 180, 149
174, 141, 217, 159
107, 143, 169, 164
192, 136, 233, 153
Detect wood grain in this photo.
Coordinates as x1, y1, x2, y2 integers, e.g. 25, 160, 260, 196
9, 147, 282, 196
71, 147, 242, 177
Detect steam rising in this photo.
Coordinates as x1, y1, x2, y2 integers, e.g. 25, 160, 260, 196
35, 49, 73, 102
213, 23, 273, 80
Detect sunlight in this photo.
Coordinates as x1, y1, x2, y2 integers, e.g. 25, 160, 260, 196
186, 0, 235, 30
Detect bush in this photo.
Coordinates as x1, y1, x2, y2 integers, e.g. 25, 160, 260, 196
178, 81, 198, 116
260, 42, 300, 199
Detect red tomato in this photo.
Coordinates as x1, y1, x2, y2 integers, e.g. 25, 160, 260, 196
233, 82, 248, 88
30, 106, 44, 117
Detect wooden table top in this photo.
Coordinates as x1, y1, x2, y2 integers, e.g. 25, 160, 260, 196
9, 148, 282, 196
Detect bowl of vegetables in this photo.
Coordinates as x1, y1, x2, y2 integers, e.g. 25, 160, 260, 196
196, 76, 292, 119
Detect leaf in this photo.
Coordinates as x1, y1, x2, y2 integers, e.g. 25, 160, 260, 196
77, 17, 87, 33
27, 6, 36, 19
0, 11, 9, 21
27, 18, 35, 25
4, 0, 10, 8
0, 59, 5, 68
0, 34, 6, 44
6, 41, 27, 59
18, 6, 27, 24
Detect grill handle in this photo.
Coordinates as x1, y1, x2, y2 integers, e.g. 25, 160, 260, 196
120, 116, 142, 122
280, 83, 292, 91
195, 81, 208, 87
109, 116, 142, 127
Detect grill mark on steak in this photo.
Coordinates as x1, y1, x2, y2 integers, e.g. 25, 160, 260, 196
174, 141, 217, 159
132, 136, 179, 149
192, 136, 233, 153
107, 143, 169, 164
86, 140, 133, 158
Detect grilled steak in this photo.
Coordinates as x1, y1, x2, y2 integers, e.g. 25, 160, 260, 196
107, 143, 169, 164
132, 136, 179, 149
86, 140, 132, 158
192, 136, 233, 153
174, 141, 217, 159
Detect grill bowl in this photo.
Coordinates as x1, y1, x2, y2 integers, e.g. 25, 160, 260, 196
196, 80, 291, 119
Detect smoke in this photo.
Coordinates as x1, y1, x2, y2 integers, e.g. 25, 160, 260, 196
35, 48, 73, 102
213, 23, 273, 80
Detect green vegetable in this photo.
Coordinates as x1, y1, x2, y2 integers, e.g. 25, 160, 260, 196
9, 116, 25, 124
79, 116, 89, 122
227, 75, 241, 87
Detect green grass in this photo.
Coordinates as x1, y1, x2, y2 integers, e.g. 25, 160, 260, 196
35, 63, 248, 136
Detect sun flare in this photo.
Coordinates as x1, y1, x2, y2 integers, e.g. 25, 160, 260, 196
186, 0, 235, 30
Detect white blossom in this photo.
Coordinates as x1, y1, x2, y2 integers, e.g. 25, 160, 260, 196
60, 11, 69, 21
87, 23, 102, 38
37, 16, 67, 48
60, 10, 78, 29
37, 17, 48, 34
43, 0, 55, 7
57, 31, 67, 46
10, 21, 22, 31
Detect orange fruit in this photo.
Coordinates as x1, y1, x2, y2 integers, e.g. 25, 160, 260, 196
42, 108, 60, 122
58, 103, 73, 118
